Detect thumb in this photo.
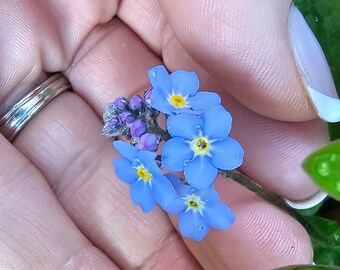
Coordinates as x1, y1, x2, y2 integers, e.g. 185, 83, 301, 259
158, 0, 336, 122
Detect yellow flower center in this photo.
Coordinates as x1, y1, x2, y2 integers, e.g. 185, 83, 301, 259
185, 195, 204, 211
192, 136, 210, 155
137, 167, 152, 181
170, 95, 186, 107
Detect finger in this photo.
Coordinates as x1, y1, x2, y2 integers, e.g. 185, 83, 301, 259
0, 135, 118, 269
0, 0, 117, 114
170, 177, 313, 270
117, 0, 329, 200
120, 0, 316, 121
161, 38, 328, 201
15, 95, 200, 269
14, 21, 201, 269
64, 19, 161, 114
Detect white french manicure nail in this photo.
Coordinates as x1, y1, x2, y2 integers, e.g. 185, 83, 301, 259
289, 5, 340, 123
285, 191, 327, 210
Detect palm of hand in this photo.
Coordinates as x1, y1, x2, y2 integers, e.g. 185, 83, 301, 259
0, 0, 328, 269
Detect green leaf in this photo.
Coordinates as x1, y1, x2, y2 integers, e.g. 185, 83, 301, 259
303, 141, 340, 200
329, 123, 340, 141
294, 0, 340, 140
275, 266, 340, 270
302, 215, 340, 265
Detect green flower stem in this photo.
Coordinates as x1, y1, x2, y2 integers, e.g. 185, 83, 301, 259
219, 170, 293, 212
148, 123, 170, 141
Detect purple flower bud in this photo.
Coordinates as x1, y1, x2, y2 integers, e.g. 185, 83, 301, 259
108, 118, 119, 126
119, 112, 135, 124
114, 97, 128, 110
129, 96, 143, 110
137, 133, 158, 151
130, 120, 147, 138
144, 87, 153, 107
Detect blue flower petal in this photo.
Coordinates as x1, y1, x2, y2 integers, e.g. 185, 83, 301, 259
170, 70, 199, 96
152, 175, 178, 208
165, 174, 193, 197
148, 65, 172, 94
162, 197, 186, 215
184, 156, 218, 190
178, 211, 209, 241
136, 150, 160, 175
112, 158, 137, 184
189, 91, 221, 111
210, 137, 244, 170
197, 185, 220, 203
130, 181, 156, 213
162, 138, 193, 171
150, 89, 173, 115
201, 106, 232, 141
202, 202, 235, 230
167, 113, 203, 140
113, 141, 138, 161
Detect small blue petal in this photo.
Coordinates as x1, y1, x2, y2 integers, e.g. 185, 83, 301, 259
150, 88, 173, 115
130, 181, 156, 213
197, 185, 220, 203
148, 65, 172, 94
162, 197, 186, 215
189, 91, 221, 111
165, 174, 193, 197
152, 175, 178, 208
202, 202, 235, 230
113, 141, 138, 161
201, 106, 232, 141
162, 138, 193, 171
136, 150, 160, 174
112, 158, 137, 184
167, 113, 203, 140
170, 70, 199, 96
184, 156, 218, 190
178, 211, 209, 241
210, 137, 244, 170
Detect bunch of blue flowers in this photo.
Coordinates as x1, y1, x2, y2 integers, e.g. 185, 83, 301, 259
103, 65, 244, 240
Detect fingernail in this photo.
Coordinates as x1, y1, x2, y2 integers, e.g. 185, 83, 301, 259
285, 190, 327, 210
289, 5, 340, 123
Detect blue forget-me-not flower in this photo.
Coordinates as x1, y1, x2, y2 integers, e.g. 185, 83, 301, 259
113, 141, 176, 212
148, 65, 221, 115
162, 105, 244, 189
164, 174, 235, 241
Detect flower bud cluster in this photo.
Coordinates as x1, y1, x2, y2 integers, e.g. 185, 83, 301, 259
103, 88, 160, 151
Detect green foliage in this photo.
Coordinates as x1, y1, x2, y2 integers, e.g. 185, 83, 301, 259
275, 266, 340, 270
295, 0, 340, 140
304, 215, 340, 265
303, 141, 340, 200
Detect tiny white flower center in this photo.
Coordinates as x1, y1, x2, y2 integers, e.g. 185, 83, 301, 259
185, 194, 205, 212
191, 136, 210, 155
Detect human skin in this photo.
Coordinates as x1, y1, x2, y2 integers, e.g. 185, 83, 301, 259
0, 0, 330, 269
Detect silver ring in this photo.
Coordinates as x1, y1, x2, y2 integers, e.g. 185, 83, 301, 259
0, 73, 71, 142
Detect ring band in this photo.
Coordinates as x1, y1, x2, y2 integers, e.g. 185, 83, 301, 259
0, 73, 71, 142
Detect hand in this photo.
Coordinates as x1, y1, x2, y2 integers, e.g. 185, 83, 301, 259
0, 0, 329, 269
